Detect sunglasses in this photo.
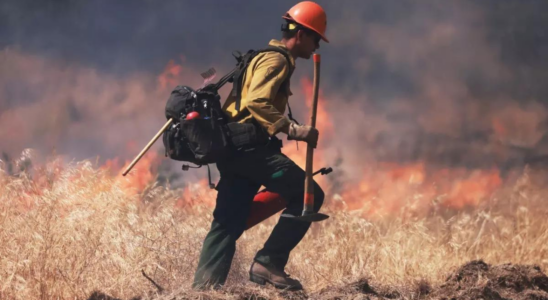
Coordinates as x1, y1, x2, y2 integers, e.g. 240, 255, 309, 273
303, 28, 321, 44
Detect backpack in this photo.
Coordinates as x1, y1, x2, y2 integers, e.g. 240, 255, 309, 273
162, 46, 293, 169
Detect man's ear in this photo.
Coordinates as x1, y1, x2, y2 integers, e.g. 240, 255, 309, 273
296, 29, 305, 43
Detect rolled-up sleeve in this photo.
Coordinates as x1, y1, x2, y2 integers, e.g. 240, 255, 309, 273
243, 54, 291, 136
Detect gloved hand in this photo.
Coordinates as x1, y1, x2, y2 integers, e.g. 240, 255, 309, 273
287, 122, 319, 148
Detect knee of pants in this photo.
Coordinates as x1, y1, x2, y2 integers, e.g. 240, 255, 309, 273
212, 214, 247, 240
313, 182, 325, 212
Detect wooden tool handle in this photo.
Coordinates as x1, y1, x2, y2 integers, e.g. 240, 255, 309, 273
122, 118, 173, 176
303, 54, 321, 213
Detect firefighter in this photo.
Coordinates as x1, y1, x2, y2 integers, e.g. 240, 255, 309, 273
193, 1, 329, 291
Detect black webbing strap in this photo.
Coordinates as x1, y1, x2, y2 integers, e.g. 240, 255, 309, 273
233, 50, 256, 111
209, 51, 247, 91
232, 46, 294, 112
286, 101, 300, 125
212, 69, 237, 91
209, 46, 298, 124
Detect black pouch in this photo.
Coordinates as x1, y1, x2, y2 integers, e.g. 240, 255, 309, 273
227, 122, 269, 149
162, 122, 196, 162
181, 118, 229, 164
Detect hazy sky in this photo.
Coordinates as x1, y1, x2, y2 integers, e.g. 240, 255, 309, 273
2, 0, 548, 182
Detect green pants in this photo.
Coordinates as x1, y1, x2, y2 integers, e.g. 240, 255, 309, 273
192, 142, 324, 289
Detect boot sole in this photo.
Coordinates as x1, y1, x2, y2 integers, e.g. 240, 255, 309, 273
249, 273, 302, 291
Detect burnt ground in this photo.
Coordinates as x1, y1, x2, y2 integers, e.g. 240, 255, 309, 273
88, 260, 548, 300
428, 260, 548, 300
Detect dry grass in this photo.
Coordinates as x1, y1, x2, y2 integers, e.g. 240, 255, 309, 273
0, 155, 547, 300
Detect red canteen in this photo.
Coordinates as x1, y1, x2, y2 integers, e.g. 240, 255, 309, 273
186, 111, 201, 120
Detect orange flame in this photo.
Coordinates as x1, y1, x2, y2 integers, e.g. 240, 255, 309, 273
117, 151, 158, 194
175, 179, 217, 209
441, 169, 502, 209
339, 163, 502, 217
158, 57, 185, 90
101, 143, 160, 197
90, 62, 506, 217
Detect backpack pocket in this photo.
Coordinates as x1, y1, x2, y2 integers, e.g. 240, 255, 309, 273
182, 118, 229, 164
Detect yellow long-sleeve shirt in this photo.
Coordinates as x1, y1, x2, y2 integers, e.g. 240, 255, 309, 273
222, 39, 295, 136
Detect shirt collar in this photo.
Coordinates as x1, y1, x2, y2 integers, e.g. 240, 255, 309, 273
268, 39, 295, 69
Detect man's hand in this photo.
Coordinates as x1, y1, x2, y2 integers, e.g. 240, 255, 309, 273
287, 123, 319, 148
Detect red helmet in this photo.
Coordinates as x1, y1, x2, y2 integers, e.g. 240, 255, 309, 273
283, 1, 329, 43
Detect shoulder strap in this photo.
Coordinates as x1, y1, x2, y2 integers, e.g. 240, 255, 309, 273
206, 47, 293, 112
207, 50, 251, 92
232, 50, 261, 111
232, 47, 293, 112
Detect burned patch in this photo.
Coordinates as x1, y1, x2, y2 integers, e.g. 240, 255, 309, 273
85, 262, 547, 300
432, 260, 548, 300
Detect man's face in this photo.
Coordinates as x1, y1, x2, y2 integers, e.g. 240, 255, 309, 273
297, 29, 321, 59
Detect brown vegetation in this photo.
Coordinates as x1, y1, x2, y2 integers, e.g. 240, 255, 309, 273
1, 155, 547, 299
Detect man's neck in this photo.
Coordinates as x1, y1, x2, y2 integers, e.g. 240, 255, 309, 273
281, 38, 299, 60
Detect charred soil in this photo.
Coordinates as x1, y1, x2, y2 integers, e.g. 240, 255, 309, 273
88, 260, 548, 300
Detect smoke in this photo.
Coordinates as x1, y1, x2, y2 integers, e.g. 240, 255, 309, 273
0, 48, 202, 160
2, 0, 548, 191
311, 0, 548, 185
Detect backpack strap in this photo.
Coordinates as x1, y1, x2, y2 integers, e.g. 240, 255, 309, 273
232, 46, 293, 112
208, 50, 248, 92
207, 46, 294, 112
232, 50, 260, 111
286, 100, 300, 125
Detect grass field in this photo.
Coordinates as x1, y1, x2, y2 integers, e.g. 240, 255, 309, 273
1, 154, 547, 299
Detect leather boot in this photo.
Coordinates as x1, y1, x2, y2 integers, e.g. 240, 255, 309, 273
249, 261, 303, 291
